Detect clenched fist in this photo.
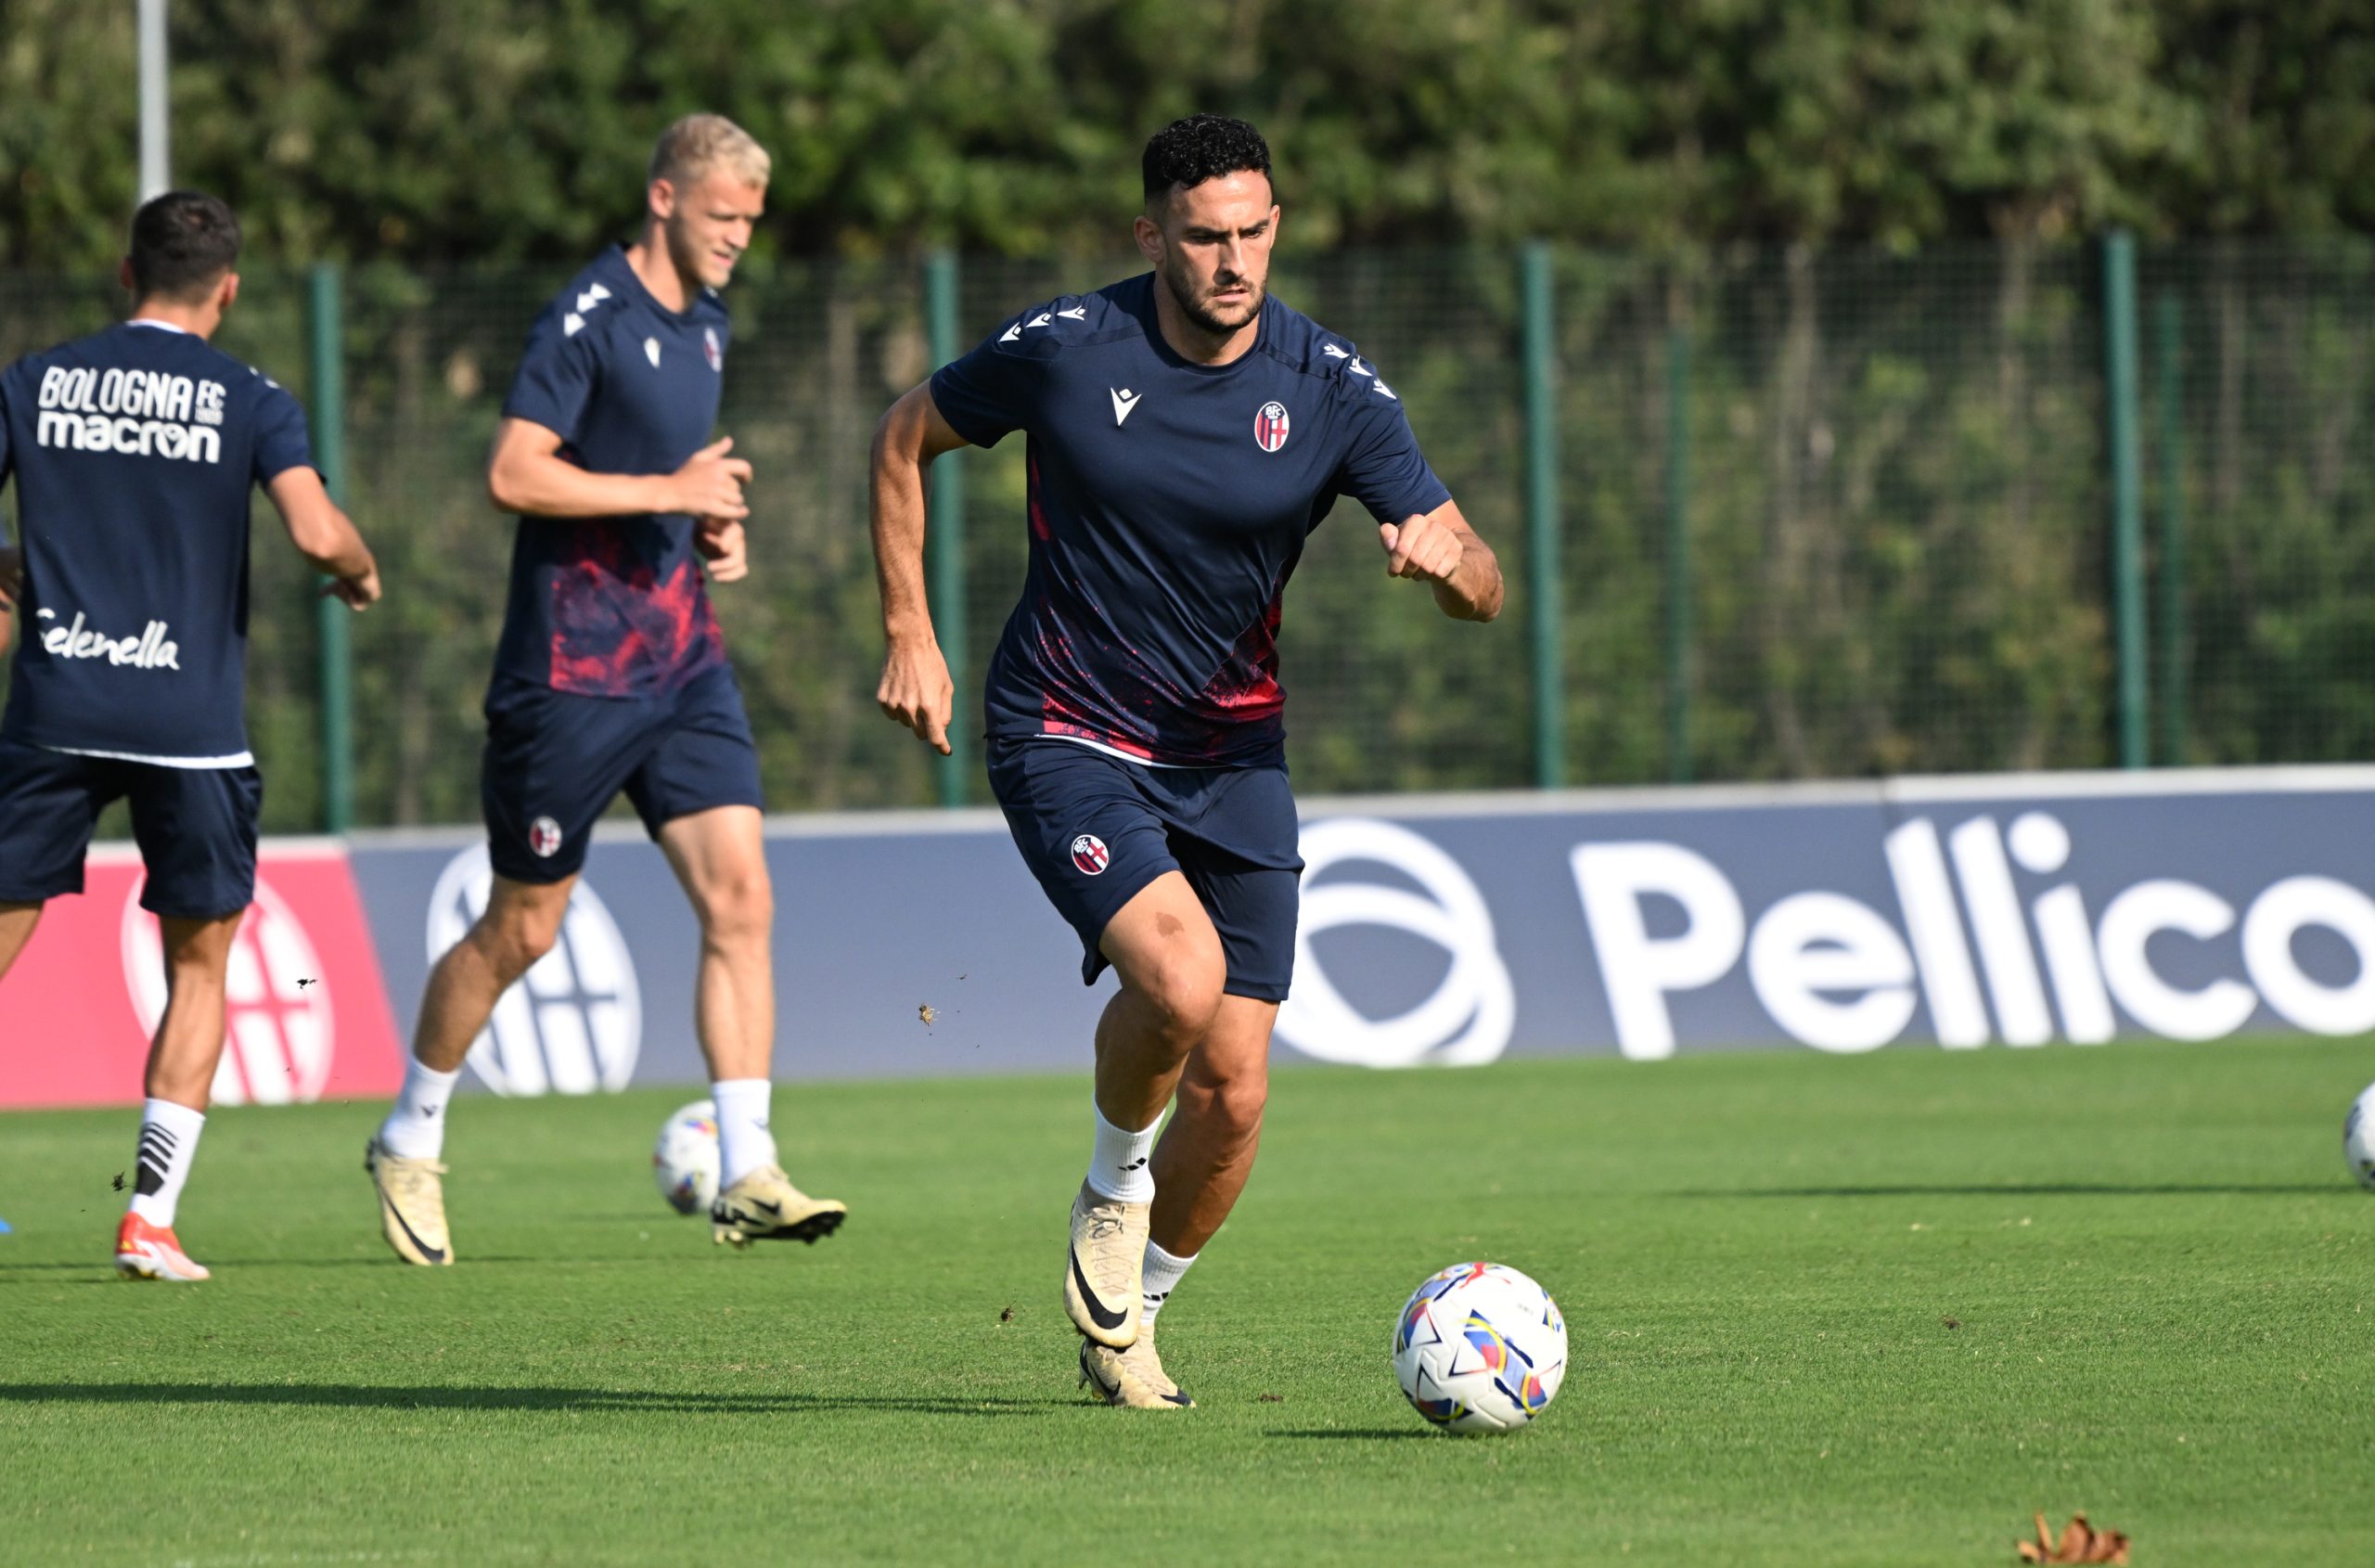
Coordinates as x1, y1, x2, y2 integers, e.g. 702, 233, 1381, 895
1379, 512, 1464, 584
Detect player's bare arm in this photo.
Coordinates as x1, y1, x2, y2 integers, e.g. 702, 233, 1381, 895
266, 466, 380, 609
486, 418, 751, 524
867, 381, 971, 755
1380, 499, 1503, 623
0, 542, 18, 653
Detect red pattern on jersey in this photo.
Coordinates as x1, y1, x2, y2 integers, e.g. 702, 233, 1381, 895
546, 525, 723, 695
1200, 595, 1285, 721
1028, 454, 1053, 542
1018, 457, 1287, 765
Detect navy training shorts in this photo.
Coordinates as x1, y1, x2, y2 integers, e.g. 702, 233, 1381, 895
481, 663, 764, 884
986, 737, 1303, 1002
0, 738, 262, 919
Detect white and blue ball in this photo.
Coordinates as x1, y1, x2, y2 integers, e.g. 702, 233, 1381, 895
2346, 1083, 2375, 1190
1393, 1261, 1567, 1433
653, 1099, 722, 1215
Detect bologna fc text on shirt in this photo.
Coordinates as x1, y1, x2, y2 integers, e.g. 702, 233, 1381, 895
33, 364, 229, 464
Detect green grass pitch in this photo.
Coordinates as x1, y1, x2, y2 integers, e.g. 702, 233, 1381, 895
4, 1037, 2372, 1565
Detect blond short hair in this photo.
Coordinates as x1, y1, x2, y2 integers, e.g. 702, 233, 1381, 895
648, 113, 771, 190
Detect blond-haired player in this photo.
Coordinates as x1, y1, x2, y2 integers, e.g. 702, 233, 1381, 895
365, 115, 845, 1264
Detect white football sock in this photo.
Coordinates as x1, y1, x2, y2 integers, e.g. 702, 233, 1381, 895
712, 1079, 777, 1188
1085, 1103, 1160, 1204
127, 1098, 206, 1228
377, 1058, 462, 1160
1140, 1239, 1198, 1327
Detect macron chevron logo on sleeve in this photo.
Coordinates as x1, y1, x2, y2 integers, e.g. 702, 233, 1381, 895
563, 313, 586, 337
999, 321, 1023, 343
1057, 306, 1086, 320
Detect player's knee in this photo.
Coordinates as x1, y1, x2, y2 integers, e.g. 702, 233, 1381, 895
1137, 949, 1226, 1046
1207, 1065, 1268, 1141
696, 870, 773, 947
476, 903, 564, 979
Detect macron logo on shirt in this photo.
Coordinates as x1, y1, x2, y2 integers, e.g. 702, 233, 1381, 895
33, 365, 225, 465
34, 609, 182, 670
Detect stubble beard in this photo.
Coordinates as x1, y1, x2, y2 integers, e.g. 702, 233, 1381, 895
1162, 263, 1263, 339
666, 221, 733, 292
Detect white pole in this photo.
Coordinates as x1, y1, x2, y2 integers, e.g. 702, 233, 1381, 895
138, 0, 169, 200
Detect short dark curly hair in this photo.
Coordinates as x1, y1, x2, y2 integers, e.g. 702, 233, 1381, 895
1142, 114, 1272, 203
129, 191, 241, 302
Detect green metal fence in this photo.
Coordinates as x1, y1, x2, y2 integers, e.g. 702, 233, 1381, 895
3, 238, 2371, 833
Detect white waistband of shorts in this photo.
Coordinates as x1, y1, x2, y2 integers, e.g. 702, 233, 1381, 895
1032, 733, 1189, 769
40, 743, 253, 769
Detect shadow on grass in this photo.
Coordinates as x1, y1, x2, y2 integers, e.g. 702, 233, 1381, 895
0, 1254, 542, 1276
0, 1382, 1067, 1418
1666, 1183, 2343, 1198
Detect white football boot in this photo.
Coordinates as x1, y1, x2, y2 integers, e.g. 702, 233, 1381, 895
710, 1164, 847, 1249
1062, 1184, 1149, 1348
365, 1137, 452, 1266
1078, 1318, 1194, 1408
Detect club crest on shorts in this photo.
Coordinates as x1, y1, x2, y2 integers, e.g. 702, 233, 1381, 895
1071, 833, 1110, 876
703, 326, 723, 372
529, 816, 563, 858
1253, 401, 1290, 453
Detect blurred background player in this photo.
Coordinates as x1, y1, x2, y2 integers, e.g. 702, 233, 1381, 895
0, 191, 381, 1281
363, 113, 845, 1265
868, 115, 1503, 1406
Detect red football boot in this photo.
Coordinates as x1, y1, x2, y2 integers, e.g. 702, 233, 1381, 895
114, 1213, 211, 1281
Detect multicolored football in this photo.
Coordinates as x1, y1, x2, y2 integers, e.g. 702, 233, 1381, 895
2346, 1083, 2375, 1189
1393, 1261, 1567, 1433
652, 1099, 721, 1215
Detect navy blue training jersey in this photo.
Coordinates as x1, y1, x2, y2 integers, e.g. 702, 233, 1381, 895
931, 275, 1450, 768
0, 320, 312, 764
494, 245, 730, 697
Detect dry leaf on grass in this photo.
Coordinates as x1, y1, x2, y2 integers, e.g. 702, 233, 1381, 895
2016, 1512, 2130, 1564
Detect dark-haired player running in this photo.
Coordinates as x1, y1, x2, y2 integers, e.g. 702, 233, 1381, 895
868, 115, 1503, 1406
0, 191, 381, 1279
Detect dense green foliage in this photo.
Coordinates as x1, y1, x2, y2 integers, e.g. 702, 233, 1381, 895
4, 1040, 2372, 1563
3, 6, 2371, 822
6, 237, 2371, 825
2, 1, 2371, 273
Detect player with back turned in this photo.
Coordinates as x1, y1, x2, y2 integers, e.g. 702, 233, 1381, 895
0, 192, 381, 1280
868, 115, 1504, 1406
362, 114, 845, 1266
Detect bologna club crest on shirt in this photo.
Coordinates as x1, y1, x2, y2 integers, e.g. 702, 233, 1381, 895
1254, 401, 1290, 453
529, 816, 564, 858
703, 327, 723, 373
1071, 833, 1110, 876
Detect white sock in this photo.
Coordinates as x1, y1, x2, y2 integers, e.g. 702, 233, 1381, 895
712, 1079, 777, 1188
1085, 1103, 1160, 1203
377, 1058, 463, 1160
127, 1098, 206, 1228
1141, 1239, 1197, 1328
